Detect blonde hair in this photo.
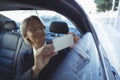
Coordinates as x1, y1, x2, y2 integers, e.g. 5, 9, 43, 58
20, 15, 44, 45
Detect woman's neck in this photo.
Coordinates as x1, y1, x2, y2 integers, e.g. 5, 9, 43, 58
33, 42, 45, 50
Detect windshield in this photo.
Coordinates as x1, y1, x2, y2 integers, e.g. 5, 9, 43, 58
76, 0, 120, 76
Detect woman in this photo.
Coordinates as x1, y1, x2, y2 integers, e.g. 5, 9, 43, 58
19, 15, 79, 80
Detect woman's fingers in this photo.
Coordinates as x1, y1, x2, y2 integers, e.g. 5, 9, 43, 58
36, 44, 55, 56
68, 32, 80, 48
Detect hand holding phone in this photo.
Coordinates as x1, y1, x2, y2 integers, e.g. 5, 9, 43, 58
52, 34, 73, 51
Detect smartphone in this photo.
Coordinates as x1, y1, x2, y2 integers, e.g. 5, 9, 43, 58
52, 34, 73, 51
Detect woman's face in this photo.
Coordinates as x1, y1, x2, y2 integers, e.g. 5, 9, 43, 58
26, 19, 46, 47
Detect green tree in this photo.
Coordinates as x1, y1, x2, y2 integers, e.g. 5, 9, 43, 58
114, 0, 119, 10
94, 0, 119, 12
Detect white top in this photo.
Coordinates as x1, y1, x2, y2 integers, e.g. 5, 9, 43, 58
33, 42, 46, 58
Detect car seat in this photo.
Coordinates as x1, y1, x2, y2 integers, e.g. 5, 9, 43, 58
50, 21, 69, 34
4, 21, 19, 32
0, 21, 22, 80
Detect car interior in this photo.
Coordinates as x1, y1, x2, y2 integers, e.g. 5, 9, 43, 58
0, 20, 22, 80
0, 0, 110, 80
0, 18, 80, 80
0, 14, 100, 80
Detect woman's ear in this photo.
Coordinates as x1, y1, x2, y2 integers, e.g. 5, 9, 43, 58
25, 36, 32, 45
25, 36, 29, 39
24, 35, 30, 41
25, 36, 28, 39
26, 37, 30, 41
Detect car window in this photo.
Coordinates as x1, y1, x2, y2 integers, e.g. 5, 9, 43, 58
36, 10, 81, 38
0, 10, 81, 37
76, 0, 120, 76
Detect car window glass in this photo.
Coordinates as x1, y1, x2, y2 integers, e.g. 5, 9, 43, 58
0, 10, 81, 37
75, 0, 120, 76
36, 10, 81, 37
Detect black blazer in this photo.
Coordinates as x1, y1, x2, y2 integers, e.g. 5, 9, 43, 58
16, 39, 53, 80
16, 47, 69, 80
16, 49, 34, 80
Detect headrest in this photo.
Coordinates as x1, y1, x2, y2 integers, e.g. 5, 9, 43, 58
4, 21, 18, 31
50, 21, 69, 34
